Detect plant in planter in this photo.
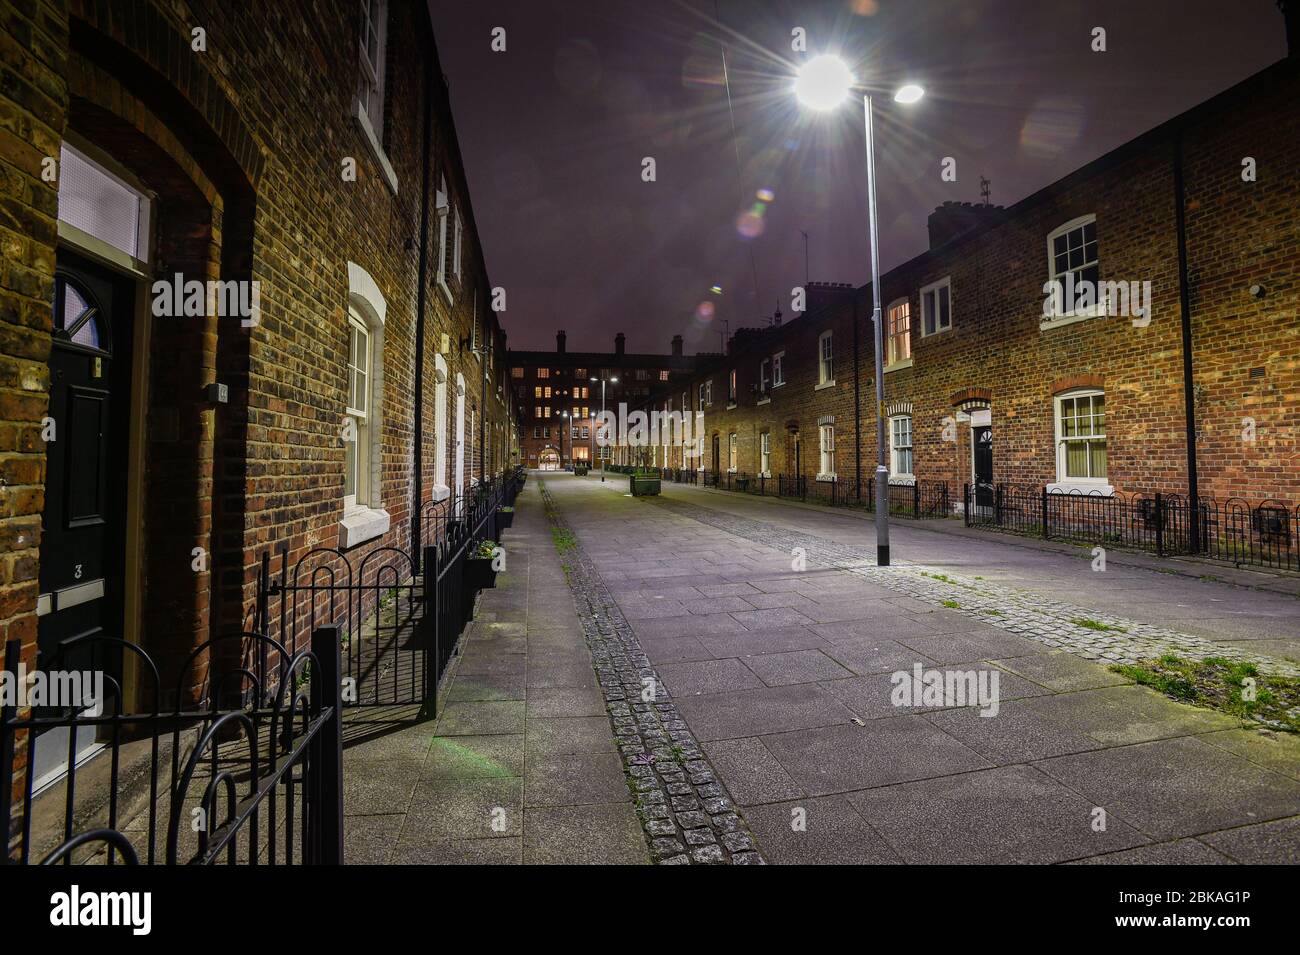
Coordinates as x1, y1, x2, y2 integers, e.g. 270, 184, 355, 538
497, 505, 515, 530
628, 446, 661, 496
464, 538, 500, 591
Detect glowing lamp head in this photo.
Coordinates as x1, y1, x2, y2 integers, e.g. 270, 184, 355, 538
610, 377, 619, 384
893, 84, 925, 104
794, 55, 855, 111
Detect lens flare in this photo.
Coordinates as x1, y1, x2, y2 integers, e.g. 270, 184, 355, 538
694, 301, 715, 322
794, 55, 855, 112
736, 210, 765, 239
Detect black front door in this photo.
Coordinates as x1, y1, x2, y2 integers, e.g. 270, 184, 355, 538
973, 424, 993, 507
711, 435, 720, 474
35, 251, 133, 774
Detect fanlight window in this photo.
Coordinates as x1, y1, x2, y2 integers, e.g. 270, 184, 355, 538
53, 275, 107, 352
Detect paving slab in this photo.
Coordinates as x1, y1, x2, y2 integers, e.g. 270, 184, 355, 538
845, 765, 1150, 864
762, 717, 992, 794
1035, 736, 1300, 840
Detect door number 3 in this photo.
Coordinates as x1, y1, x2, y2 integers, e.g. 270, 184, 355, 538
74, 564, 83, 580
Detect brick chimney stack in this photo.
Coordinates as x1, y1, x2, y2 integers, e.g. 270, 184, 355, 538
927, 201, 1007, 250
671, 334, 683, 357
556, 329, 566, 354
614, 332, 625, 356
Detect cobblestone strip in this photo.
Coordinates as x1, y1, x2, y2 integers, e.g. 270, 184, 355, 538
650, 495, 1300, 678
538, 480, 765, 865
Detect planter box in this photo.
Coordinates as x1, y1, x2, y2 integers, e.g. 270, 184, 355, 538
630, 474, 661, 497
497, 510, 514, 530
465, 556, 498, 590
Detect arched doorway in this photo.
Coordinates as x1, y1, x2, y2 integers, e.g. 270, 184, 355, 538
538, 447, 561, 471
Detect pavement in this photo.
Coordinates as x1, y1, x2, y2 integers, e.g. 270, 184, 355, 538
340, 479, 649, 864
533, 470, 1300, 865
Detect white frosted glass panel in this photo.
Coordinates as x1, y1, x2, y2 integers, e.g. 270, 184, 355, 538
58, 144, 143, 260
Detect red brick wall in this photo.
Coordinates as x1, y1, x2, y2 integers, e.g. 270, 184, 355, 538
0, 0, 520, 712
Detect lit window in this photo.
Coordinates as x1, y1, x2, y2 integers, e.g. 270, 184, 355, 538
887, 300, 911, 366
760, 432, 771, 474
512, 366, 524, 378
537, 368, 550, 379
544, 386, 551, 398
728, 433, 737, 471
889, 415, 913, 478
818, 424, 836, 478
534, 386, 542, 398
659, 370, 670, 381
1055, 390, 1107, 483
728, 369, 737, 402
534, 407, 542, 419
57, 143, 150, 264
818, 332, 834, 385
920, 277, 952, 336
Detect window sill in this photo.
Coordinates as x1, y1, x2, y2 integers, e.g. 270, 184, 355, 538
920, 326, 952, 339
759, 470, 772, 479
1039, 308, 1104, 332
815, 473, 838, 483
726, 402, 737, 410
438, 279, 454, 306
756, 397, 770, 406
352, 99, 399, 196
430, 484, 451, 502
890, 475, 916, 486
814, 380, 836, 392
884, 359, 913, 374
339, 505, 391, 549
1047, 481, 1114, 496
772, 381, 786, 390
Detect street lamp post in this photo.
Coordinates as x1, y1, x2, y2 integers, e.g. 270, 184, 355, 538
795, 55, 924, 567
560, 411, 569, 469
591, 375, 618, 482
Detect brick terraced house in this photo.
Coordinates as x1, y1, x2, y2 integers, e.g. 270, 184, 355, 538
621, 51, 1300, 516
510, 330, 707, 470
0, 0, 519, 792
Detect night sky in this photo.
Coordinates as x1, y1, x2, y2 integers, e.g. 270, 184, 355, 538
428, 0, 1287, 355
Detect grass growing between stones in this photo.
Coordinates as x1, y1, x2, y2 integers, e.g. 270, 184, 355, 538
1072, 617, 1127, 633
1110, 654, 1300, 733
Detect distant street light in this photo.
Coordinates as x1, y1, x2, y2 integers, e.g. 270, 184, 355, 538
591, 375, 618, 481
795, 54, 925, 567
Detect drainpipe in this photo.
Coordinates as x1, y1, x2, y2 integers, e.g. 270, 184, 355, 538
1173, 128, 1200, 551
852, 291, 862, 500
411, 57, 434, 566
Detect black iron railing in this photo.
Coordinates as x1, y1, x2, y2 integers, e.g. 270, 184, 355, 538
963, 483, 1300, 572
687, 468, 948, 519
1, 627, 342, 865
3, 468, 526, 865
